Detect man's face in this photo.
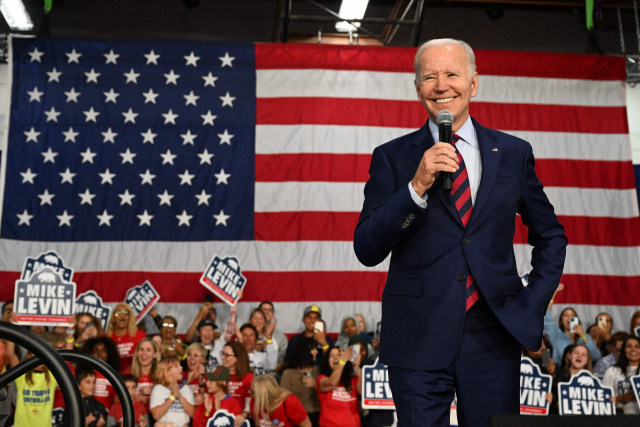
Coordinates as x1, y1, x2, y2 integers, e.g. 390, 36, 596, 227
199, 325, 215, 344
241, 328, 257, 352
303, 312, 320, 332
415, 44, 478, 132
261, 303, 274, 323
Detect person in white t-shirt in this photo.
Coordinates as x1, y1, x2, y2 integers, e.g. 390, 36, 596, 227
602, 336, 640, 415
150, 356, 195, 427
196, 319, 225, 372
239, 323, 278, 375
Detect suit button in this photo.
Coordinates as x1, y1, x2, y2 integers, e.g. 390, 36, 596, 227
463, 237, 471, 245
408, 213, 415, 219
457, 274, 466, 281
402, 223, 408, 229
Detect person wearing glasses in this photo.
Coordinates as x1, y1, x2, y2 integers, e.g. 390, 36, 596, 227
159, 316, 186, 359
105, 303, 147, 372
221, 341, 254, 426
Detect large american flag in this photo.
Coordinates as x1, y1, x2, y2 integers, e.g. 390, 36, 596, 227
0, 37, 637, 334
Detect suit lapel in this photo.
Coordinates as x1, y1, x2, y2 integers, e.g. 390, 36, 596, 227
467, 118, 500, 228
412, 120, 463, 227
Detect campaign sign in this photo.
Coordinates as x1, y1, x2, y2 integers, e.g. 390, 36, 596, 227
361, 358, 394, 409
519, 357, 552, 415
21, 250, 74, 282
75, 290, 112, 330
14, 266, 76, 326
558, 370, 615, 415
205, 409, 250, 427
630, 375, 640, 404
124, 281, 160, 323
200, 255, 247, 306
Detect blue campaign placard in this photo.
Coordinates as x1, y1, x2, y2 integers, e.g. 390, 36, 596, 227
631, 375, 640, 404
206, 409, 250, 427
361, 358, 395, 409
75, 290, 112, 330
124, 281, 160, 323
520, 357, 552, 415
21, 250, 74, 282
200, 254, 247, 306
558, 370, 615, 415
634, 326, 640, 338
14, 266, 76, 326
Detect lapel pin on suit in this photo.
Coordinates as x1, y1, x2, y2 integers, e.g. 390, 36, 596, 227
492, 148, 499, 152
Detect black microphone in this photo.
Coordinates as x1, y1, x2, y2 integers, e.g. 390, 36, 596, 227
436, 110, 454, 192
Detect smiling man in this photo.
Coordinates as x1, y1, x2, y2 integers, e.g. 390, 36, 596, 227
353, 39, 568, 426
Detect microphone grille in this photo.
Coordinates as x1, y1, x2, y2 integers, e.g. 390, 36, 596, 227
436, 110, 454, 125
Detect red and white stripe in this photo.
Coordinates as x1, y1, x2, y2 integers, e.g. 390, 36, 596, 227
0, 44, 637, 334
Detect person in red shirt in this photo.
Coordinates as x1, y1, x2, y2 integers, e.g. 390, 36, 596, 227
193, 366, 243, 427
222, 342, 254, 425
250, 374, 311, 427
183, 343, 207, 405
105, 303, 146, 372
316, 347, 362, 427
108, 374, 149, 427
126, 337, 161, 411
79, 337, 121, 409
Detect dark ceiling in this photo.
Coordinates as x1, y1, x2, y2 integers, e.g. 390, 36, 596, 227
2, 0, 640, 54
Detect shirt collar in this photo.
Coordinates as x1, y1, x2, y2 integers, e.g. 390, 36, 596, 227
428, 115, 475, 147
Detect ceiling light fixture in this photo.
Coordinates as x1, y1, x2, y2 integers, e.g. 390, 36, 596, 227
335, 0, 370, 33
1, 0, 33, 31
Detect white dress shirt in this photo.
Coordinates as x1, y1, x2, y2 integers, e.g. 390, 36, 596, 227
408, 116, 482, 209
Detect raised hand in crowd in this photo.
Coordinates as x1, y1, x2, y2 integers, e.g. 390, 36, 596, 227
85, 412, 96, 427
313, 323, 328, 349
371, 337, 380, 350
138, 414, 148, 427
96, 414, 106, 427
547, 283, 564, 310
266, 315, 277, 339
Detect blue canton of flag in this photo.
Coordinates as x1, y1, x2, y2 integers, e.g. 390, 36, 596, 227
2, 37, 256, 241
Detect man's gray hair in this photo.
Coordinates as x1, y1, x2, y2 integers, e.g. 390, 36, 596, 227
414, 38, 476, 86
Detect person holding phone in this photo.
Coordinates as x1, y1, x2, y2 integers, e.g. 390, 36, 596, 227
281, 339, 321, 427
522, 339, 556, 376
184, 296, 220, 344
285, 305, 334, 367
316, 347, 362, 427
543, 301, 601, 365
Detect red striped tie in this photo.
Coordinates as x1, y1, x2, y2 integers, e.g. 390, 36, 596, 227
452, 134, 479, 311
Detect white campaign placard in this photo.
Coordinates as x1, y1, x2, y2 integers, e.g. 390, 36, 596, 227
200, 255, 247, 306
361, 358, 394, 409
558, 370, 615, 415
124, 281, 160, 323
520, 357, 552, 415
14, 266, 76, 326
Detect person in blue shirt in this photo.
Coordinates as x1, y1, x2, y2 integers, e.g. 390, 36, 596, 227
544, 305, 601, 365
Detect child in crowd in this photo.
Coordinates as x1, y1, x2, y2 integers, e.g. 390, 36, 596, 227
150, 356, 195, 427
107, 374, 149, 427
76, 367, 108, 427
183, 342, 207, 404
80, 337, 121, 410
193, 367, 242, 427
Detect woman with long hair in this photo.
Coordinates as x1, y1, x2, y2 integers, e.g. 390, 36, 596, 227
105, 302, 146, 372
543, 306, 601, 365
603, 336, 640, 414
317, 347, 362, 427
251, 374, 311, 427
549, 344, 593, 413
281, 338, 320, 426
128, 337, 161, 410
74, 312, 102, 349
79, 336, 121, 409
221, 341, 254, 426
150, 356, 195, 427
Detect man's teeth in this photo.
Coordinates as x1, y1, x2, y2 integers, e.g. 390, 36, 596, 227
435, 97, 454, 104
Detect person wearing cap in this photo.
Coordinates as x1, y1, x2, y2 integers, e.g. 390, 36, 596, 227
192, 367, 242, 427
353, 38, 567, 426
285, 305, 334, 367
196, 318, 226, 372
185, 301, 220, 344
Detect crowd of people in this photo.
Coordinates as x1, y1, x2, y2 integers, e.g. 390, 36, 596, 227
1, 286, 639, 426
0, 296, 385, 427
524, 285, 640, 415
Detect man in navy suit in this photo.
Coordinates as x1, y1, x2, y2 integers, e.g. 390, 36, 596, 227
353, 39, 567, 426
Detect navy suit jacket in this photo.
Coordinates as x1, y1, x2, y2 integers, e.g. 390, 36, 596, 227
354, 118, 568, 371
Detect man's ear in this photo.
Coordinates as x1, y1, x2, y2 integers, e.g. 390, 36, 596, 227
470, 73, 479, 98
